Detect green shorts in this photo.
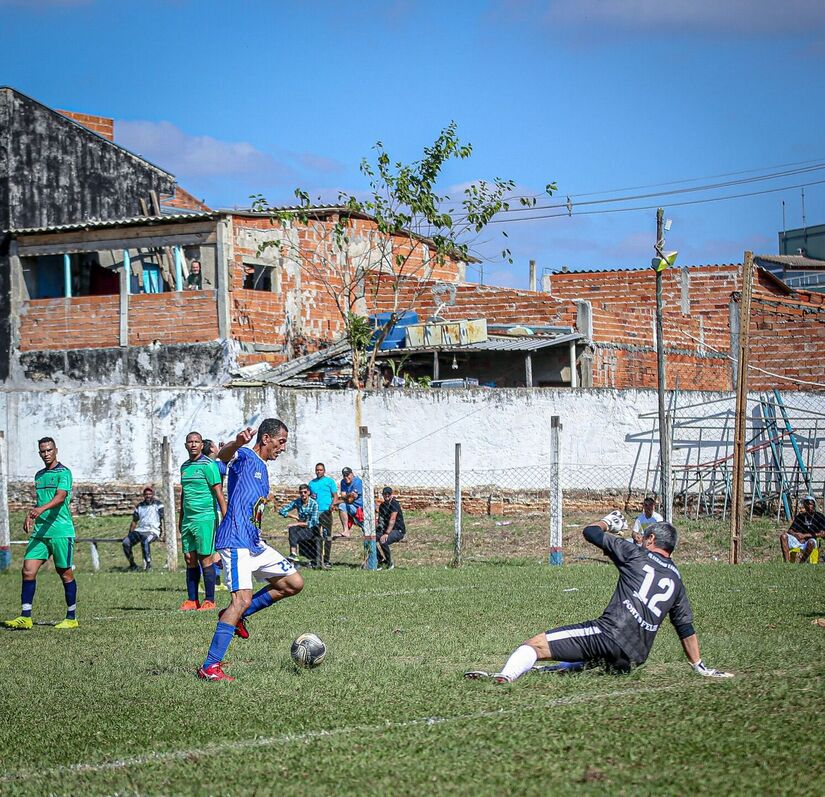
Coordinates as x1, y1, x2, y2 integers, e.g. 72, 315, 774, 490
180, 513, 217, 556
24, 537, 75, 569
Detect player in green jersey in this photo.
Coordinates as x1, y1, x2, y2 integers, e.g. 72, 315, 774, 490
3, 437, 78, 630
179, 431, 227, 611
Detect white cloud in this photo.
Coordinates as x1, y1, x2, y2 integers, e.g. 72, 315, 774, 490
117, 120, 295, 182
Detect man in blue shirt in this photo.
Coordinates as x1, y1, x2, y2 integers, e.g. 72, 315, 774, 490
337, 466, 364, 538
197, 419, 304, 682
309, 462, 338, 568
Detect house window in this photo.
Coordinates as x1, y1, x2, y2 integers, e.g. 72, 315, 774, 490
242, 260, 278, 293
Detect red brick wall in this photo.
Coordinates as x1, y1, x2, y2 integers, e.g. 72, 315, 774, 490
547, 265, 740, 390
370, 278, 579, 327
19, 296, 120, 351
128, 291, 219, 346
18, 293, 219, 352
163, 185, 212, 212
56, 109, 115, 141
748, 289, 825, 390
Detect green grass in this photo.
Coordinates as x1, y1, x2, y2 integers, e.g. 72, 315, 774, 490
1, 531, 824, 796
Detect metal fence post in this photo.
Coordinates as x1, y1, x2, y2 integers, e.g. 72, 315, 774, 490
359, 426, 378, 570
549, 416, 563, 565
161, 436, 179, 571
451, 442, 462, 568
0, 431, 10, 572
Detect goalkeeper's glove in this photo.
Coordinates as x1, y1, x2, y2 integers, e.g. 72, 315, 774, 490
601, 510, 627, 534
692, 660, 734, 678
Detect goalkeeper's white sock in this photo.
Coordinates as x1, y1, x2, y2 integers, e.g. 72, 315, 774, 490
499, 645, 538, 681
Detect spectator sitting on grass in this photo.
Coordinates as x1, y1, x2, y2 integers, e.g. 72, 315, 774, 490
279, 484, 320, 566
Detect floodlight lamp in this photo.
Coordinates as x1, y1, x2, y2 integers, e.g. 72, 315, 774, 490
451, 354, 459, 370
651, 251, 678, 273
664, 219, 673, 232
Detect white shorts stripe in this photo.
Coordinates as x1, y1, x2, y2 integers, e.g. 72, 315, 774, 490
545, 626, 602, 643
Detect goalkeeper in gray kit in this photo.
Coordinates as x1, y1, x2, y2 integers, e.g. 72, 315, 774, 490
465, 512, 733, 683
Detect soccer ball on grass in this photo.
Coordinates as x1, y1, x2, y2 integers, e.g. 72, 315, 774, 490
290, 633, 327, 668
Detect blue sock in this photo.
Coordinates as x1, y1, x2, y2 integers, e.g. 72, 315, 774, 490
203, 621, 235, 669
63, 580, 77, 620
21, 580, 36, 618
243, 587, 274, 618
202, 564, 216, 602
186, 567, 200, 601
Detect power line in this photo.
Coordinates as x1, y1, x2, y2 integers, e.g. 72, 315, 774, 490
436, 155, 825, 210
485, 176, 825, 225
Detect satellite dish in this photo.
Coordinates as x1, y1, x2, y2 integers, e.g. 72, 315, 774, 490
430, 283, 457, 321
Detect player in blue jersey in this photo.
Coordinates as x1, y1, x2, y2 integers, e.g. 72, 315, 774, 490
197, 419, 304, 682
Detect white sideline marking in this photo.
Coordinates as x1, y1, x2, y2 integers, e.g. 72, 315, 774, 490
1, 685, 679, 783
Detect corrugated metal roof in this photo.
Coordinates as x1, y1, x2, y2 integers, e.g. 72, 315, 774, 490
755, 254, 825, 269
9, 211, 217, 235
548, 263, 741, 276
384, 332, 582, 354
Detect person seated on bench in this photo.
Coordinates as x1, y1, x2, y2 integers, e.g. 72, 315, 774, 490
122, 485, 164, 571
278, 484, 321, 566
337, 467, 364, 538
376, 486, 406, 570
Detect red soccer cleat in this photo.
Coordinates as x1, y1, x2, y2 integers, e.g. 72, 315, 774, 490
197, 662, 235, 682
198, 600, 217, 611
179, 599, 200, 611
218, 609, 250, 639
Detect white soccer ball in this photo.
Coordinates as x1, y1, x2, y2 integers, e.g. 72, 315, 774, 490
290, 633, 327, 668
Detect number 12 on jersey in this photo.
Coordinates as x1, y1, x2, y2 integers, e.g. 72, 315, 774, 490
634, 564, 675, 618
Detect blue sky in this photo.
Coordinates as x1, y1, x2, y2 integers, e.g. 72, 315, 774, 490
2, 0, 824, 287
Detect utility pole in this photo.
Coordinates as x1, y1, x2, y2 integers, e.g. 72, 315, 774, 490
730, 251, 754, 564
654, 208, 672, 521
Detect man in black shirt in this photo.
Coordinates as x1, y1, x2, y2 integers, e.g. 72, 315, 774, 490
465, 511, 732, 683
780, 495, 825, 563
376, 486, 405, 570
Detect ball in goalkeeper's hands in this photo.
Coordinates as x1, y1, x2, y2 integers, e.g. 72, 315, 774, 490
345, 493, 356, 504
601, 510, 628, 534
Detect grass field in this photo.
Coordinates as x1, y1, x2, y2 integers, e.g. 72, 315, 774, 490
1, 515, 824, 796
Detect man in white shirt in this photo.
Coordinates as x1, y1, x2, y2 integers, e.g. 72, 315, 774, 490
632, 496, 663, 545
122, 486, 165, 571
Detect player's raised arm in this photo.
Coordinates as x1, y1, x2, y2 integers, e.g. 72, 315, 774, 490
582, 511, 627, 546
218, 427, 255, 462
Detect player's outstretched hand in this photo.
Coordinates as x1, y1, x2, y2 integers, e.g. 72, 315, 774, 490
235, 427, 255, 446
601, 510, 628, 534
692, 660, 734, 678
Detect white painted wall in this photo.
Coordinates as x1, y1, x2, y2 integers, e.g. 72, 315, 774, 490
1, 387, 823, 490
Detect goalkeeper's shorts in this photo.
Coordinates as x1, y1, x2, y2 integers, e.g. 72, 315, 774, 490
544, 622, 632, 673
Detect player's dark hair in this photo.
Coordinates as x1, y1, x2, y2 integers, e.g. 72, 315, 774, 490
202, 439, 216, 457
186, 431, 203, 442
257, 418, 288, 444
644, 521, 678, 553
315, 462, 325, 469
37, 436, 56, 448
299, 483, 310, 492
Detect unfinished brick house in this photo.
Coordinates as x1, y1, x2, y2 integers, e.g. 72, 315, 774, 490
0, 88, 468, 386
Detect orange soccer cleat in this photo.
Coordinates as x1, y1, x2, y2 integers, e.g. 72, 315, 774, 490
179, 599, 200, 611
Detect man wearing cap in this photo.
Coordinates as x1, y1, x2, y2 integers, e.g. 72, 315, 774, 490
780, 495, 825, 563
337, 467, 364, 537
376, 487, 406, 570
